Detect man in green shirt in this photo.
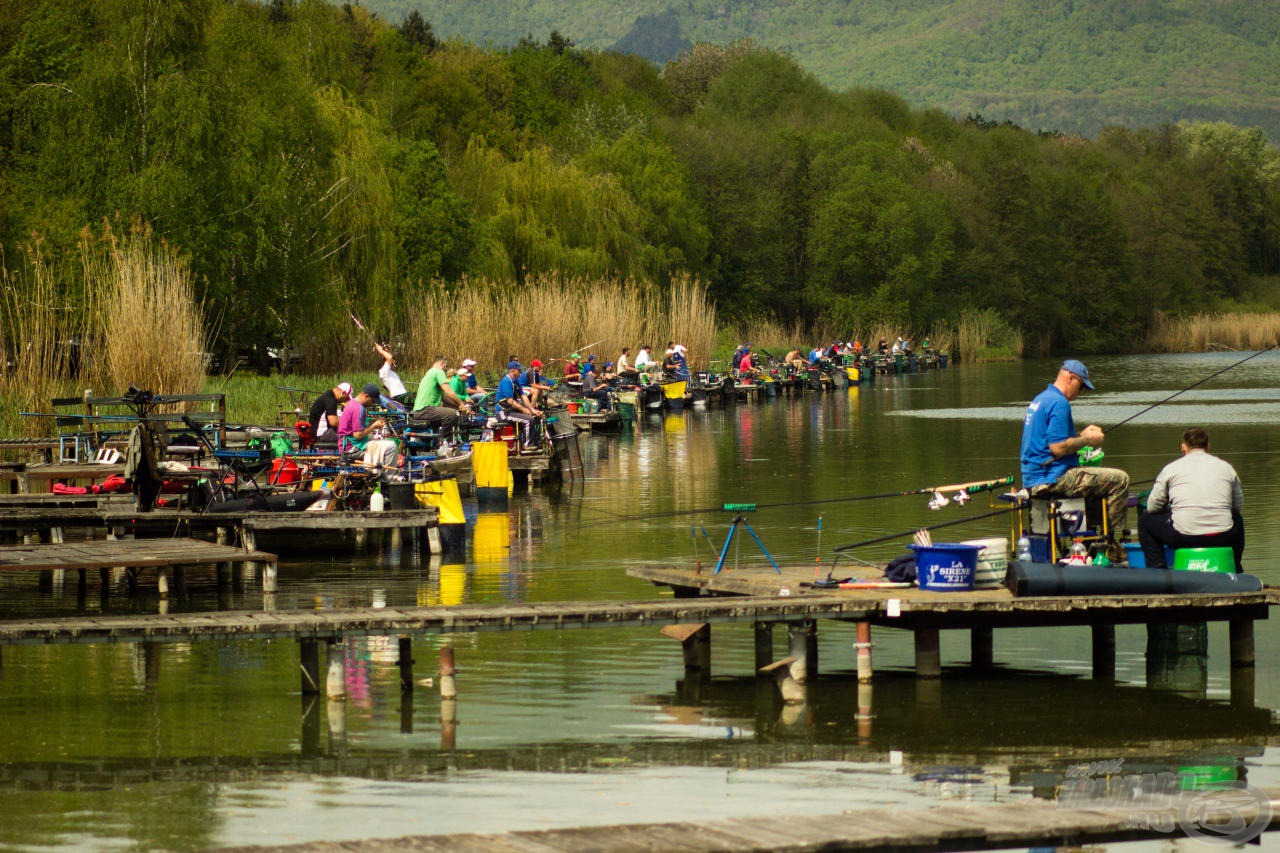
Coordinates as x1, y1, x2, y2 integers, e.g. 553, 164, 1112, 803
412, 354, 470, 446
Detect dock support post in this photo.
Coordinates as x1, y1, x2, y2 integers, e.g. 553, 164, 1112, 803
354, 527, 368, 550
1230, 665, 1256, 708
1148, 622, 1208, 659
299, 640, 321, 695
970, 627, 993, 670
156, 567, 169, 598
914, 626, 942, 679
440, 644, 458, 750
754, 622, 774, 675
398, 637, 414, 691
216, 527, 228, 546
1092, 624, 1116, 681
426, 525, 442, 555
439, 644, 457, 700
263, 561, 277, 594
325, 640, 346, 700
787, 623, 810, 684
661, 624, 711, 681
1230, 619, 1255, 667
856, 681, 873, 742
856, 622, 873, 683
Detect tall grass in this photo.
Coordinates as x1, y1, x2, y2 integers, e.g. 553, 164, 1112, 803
402, 272, 716, 375
958, 308, 1023, 363
0, 242, 85, 436
1145, 312, 1280, 352
84, 228, 207, 397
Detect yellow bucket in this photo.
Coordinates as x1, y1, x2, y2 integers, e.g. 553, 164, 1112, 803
845, 366, 861, 383
661, 380, 687, 400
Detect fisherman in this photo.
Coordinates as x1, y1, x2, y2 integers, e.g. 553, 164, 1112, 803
581, 363, 612, 410
877, 339, 888, 355
496, 360, 542, 450
1020, 360, 1130, 548
308, 381, 351, 449
738, 345, 758, 378
582, 354, 597, 377
563, 353, 581, 380
731, 343, 748, 372
617, 347, 637, 380
672, 344, 690, 380
633, 345, 654, 378
808, 345, 822, 365
412, 354, 470, 443
891, 337, 904, 354
1139, 427, 1244, 570
449, 367, 472, 401
460, 357, 487, 403
520, 359, 554, 407
374, 343, 413, 407
600, 361, 617, 382
784, 346, 806, 370
338, 383, 398, 474
853, 340, 864, 356
662, 346, 680, 378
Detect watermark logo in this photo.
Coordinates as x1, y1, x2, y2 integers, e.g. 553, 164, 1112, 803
1056, 759, 1271, 846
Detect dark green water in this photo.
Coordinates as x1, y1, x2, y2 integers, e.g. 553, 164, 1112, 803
3, 354, 1280, 850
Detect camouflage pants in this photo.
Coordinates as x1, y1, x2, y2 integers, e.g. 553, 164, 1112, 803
1031, 465, 1131, 537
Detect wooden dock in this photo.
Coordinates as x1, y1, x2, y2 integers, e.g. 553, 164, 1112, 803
0, 538, 276, 596
628, 563, 1275, 680
0, 462, 125, 493
212, 791, 1279, 852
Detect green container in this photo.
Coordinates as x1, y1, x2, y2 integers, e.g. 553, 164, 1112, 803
1178, 765, 1237, 790
1172, 547, 1234, 573
618, 401, 635, 421
893, 354, 905, 372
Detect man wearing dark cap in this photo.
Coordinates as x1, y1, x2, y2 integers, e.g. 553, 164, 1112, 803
338, 383, 398, 473
1020, 359, 1130, 539
497, 361, 542, 449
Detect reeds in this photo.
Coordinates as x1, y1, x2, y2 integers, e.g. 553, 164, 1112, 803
84, 227, 207, 398
1145, 312, 1280, 352
401, 272, 716, 377
0, 241, 84, 436
958, 308, 1023, 363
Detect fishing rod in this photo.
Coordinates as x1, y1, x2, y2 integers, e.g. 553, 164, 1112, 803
573, 475, 1015, 529
832, 505, 1020, 553
1105, 344, 1279, 432
348, 309, 380, 347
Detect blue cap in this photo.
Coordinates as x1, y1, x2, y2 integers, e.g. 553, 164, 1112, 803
361, 382, 381, 398
507, 360, 522, 370
1061, 359, 1094, 390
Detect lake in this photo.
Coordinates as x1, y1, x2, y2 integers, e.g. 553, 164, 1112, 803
2, 353, 1279, 850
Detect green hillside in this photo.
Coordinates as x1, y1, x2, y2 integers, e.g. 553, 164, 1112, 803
356, 0, 1280, 139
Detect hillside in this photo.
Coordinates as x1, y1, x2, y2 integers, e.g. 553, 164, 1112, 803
355, 0, 1280, 139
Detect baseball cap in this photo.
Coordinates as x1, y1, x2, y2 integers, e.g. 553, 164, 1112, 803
506, 360, 522, 370
673, 344, 686, 353
361, 382, 380, 398
337, 382, 353, 395
570, 353, 581, 359
530, 359, 544, 368
462, 358, 477, 367
457, 367, 470, 377
1061, 359, 1095, 390
604, 361, 613, 367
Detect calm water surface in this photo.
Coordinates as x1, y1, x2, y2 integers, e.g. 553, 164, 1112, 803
3, 354, 1280, 850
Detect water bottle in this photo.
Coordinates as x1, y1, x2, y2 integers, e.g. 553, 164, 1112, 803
1016, 535, 1032, 562
369, 484, 385, 512
1069, 538, 1088, 564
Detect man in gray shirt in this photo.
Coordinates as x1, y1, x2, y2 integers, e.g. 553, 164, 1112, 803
1138, 427, 1244, 570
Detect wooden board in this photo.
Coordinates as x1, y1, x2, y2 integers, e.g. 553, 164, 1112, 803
0, 538, 274, 573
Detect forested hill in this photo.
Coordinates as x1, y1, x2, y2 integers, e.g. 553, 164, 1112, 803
357, 0, 1280, 141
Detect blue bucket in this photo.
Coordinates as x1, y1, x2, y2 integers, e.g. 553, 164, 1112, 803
1122, 542, 1145, 568
910, 543, 984, 591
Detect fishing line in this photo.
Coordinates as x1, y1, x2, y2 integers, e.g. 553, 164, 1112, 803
832, 505, 1020, 553
1105, 345, 1279, 432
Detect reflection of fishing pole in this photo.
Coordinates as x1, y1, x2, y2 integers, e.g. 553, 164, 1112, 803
1105, 344, 1279, 432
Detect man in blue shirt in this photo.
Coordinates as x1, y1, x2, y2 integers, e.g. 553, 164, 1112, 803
497, 361, 541, 450
1020, 359, 1130, 540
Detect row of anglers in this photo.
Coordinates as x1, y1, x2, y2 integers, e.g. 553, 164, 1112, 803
298, 338, 952, 465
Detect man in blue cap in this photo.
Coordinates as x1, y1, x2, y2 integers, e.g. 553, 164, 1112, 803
1020, 359, 1130, 542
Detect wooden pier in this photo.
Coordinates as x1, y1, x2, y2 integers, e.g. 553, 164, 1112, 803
628, 563, 1275, 681
212, 791, 1278, 852
0, 538, 276, 596
0, 461, 126, 494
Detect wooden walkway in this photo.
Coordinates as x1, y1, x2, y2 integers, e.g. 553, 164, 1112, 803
216, 791, 1278, 851
629, 564, 1277, 679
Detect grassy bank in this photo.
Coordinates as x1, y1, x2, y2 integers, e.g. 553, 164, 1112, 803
1145, 312, 1280, 352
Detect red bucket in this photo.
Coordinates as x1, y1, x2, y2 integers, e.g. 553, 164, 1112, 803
270, 457, 300, 485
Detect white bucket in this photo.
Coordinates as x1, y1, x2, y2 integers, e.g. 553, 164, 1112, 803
962, 537, 1009, 589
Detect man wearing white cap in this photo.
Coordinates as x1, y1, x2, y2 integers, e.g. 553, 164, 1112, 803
308, 382, 351, 448
460, 358, 488, 403
1021, 359, 1130, 543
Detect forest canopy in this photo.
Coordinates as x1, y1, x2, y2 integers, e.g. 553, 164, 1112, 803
1, 0, 1278, 363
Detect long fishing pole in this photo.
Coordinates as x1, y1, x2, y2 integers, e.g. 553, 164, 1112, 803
348, 309, 380, 347
1106, 344, 1278, 432
832, 505, 1020, 553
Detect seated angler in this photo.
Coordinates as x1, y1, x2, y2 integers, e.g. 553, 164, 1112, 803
338, 383, 398, 474
307, 382, 351, 450
616, 347, 638, 380
563, 354, 582, 382
520, 359, 555, 407
784, 346, 806, 370
1020, 360, 1130, 554
496, 361, 543, 450
412, 354, 471, 443
581, 363, 612, 410
1139, 427, 1244, 570
633, 345, 654, 379
460, 358, 488, 404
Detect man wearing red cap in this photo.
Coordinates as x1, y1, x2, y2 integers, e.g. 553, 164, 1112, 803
520, 359, 554, 407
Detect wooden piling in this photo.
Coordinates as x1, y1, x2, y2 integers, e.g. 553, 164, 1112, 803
1092, 624, 1116, 681
855, 622, 873, 683
753, 622, 773, 674
787, 623, 809, 684
299, 640, 321, 695
398, 637, 414, 691
156, 566, 169, 598
759, 656, 805, 704
970, 626, 993, 670
1230, 619, 1256, 666
914, 627, 941, 679
325, 641, 346, 700
661, 623, 711, 680
263, 560, 278, 594
439, 644, 457, 700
